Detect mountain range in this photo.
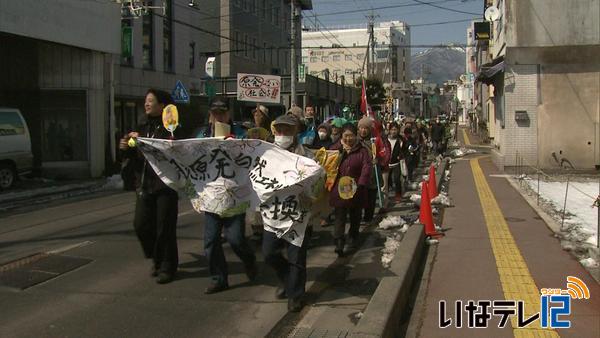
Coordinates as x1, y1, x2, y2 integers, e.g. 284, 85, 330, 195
410, 46, 466, 85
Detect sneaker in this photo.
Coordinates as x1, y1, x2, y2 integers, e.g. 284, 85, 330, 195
204, 282, 229, 294
156, 272, 174, 284
288, 297, 304, 312
245, 262, 258, 282
275, 286, 287, 300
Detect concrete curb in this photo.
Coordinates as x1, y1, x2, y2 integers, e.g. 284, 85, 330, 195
351, 224, 426, 338
351, 159, 448, 338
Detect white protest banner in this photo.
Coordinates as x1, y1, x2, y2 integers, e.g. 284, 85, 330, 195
237, 73, 281, 104
136, 138, 324, 247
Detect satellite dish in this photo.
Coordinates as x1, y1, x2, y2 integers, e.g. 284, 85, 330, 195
485, 6, 500, 22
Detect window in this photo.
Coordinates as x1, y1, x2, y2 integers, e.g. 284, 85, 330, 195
332, 55, 341, 62
244, 0, 250, 11
273, 6, 279, 26
402, 49, 406, 57
302, 56, 308, 63
163, 0, 173, 72
403, 62, 405, 71
0, 111, 25, 135
252, 37, 257, 59
264, 42, 267, 63
235, 31, 242, 56
40, 90, 88, 161
322, 56, 329, 62
234, 0, 241, 7
345, 55, 353, 61
142, 6, 154, 69
345, 69, 353, 75
121, 19, 133, 66
262, 0, 267, 19
189, 42, 195, 69
310, 57, 317, 63
244, 34, 249, 57
376, 50, 389, 59
357, 53, 365, 60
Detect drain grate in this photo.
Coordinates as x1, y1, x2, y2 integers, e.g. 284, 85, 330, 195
0, 254, 92, 290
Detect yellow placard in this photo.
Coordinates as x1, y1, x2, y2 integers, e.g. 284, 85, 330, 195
162, 104, 179, 133
338, 176, 357, 200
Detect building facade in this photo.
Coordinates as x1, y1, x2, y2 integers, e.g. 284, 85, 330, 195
301, 21, 411, 112
0, 0, 120, 178
476, 0, 600, 170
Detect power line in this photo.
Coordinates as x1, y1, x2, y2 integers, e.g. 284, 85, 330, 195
312, 0, 462, 18
411, 0, 480, 16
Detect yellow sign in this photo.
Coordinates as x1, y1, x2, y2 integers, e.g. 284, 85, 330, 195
338, 176, 357, 200
162, 104, 179, 134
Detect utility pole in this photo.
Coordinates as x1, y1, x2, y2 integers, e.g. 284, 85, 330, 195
366, 11, 378, 78
290, 1, 297, 106
420, 64, 424, 117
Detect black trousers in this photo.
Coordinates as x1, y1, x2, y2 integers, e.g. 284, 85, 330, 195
262, 230, 308, 300
133, 189, 179, 274
334, 207, 362, 240
389, 166, 403, 194
363, 188, 378, 221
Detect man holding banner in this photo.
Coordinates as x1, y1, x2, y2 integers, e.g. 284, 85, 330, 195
195, 98, 257, 294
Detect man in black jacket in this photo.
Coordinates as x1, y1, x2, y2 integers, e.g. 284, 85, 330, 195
430, 117, 445, 156
119, 89, 183, 284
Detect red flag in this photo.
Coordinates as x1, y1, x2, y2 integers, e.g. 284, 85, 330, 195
360, 79, 368, 115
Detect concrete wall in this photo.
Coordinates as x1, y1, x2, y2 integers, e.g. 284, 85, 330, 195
509, 0, 600, 48
222, 0, 293, 77
116, 0, 220, 98
538, 63, 600, 169
0, 0, 120, 54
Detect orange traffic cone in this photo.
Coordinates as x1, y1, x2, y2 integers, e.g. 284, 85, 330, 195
420, 181, 443, 238
428, 164, 438, 199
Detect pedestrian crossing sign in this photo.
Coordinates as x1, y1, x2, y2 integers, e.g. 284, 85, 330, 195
172, 80, 190, 104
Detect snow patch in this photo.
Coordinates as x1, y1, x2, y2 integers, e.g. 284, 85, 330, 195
379, 215, 407, 230
431, 192, 453, 207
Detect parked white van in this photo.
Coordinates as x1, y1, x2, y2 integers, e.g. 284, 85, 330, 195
0, 108, 33, 189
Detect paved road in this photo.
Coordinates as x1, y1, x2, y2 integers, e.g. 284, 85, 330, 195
0, 192, 306, 337
0, 188, 392, 338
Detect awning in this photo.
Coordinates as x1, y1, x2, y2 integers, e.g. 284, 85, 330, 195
476, 59, 505, 84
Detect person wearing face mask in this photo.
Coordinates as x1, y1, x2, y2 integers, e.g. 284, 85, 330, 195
310, 123, 333, 149
263, 114, 310, 312
119, 89, 183, 284
329, 123, 372, 256
194, 97, 257, 294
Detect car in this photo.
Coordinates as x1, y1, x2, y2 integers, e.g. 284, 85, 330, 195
0, 108, 33, 189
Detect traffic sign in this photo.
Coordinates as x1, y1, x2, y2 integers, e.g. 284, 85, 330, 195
172, 80, 190, 104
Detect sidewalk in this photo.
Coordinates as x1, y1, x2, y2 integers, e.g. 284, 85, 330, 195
415, 128, 600, 338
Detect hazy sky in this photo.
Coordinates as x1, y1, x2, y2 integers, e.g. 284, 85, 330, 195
307, 0, 483, 47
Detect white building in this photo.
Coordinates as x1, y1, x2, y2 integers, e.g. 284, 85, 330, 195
301, 21, 411, 91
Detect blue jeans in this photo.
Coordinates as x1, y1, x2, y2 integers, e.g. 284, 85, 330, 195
262, 230, 308, 300
204, 212, 256, 285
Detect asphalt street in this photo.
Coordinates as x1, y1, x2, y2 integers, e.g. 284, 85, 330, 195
0, 192, 311, 337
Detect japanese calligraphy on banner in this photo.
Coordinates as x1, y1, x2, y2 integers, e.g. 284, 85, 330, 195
136, 138, 325, 246
237, 73, 281, 103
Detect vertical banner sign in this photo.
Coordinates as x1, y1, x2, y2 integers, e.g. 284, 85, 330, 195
205, 57, 216, 78
298, 64, 306, 83
121, 26, 132, 58
237, 73, 281, 104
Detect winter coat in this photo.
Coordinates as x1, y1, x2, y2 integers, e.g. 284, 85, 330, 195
388, 137, 404, 166
310, 123, 333, 149
328, 142, 372, 208
121, 116, 185, 194
431, 123, 445, 142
